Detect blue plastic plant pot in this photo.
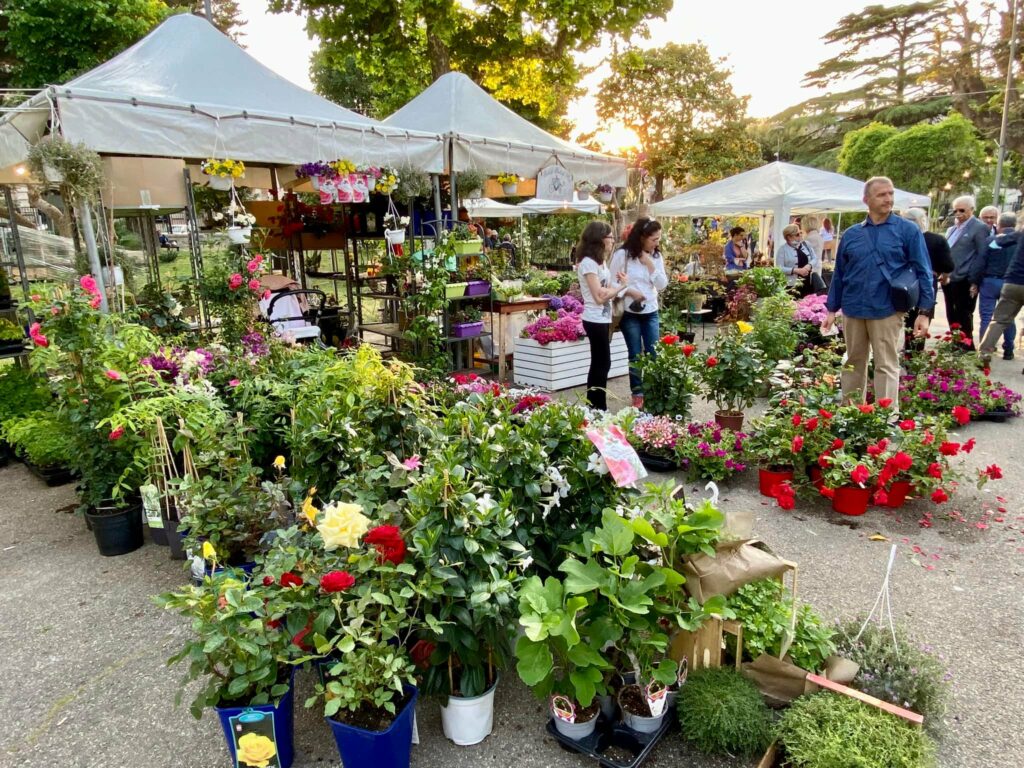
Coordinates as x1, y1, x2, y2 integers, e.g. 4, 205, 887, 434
327, 685, 418, 768
215, 669, 295, 768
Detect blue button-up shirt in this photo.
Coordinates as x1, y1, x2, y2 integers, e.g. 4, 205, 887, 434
826, 214, 935, 319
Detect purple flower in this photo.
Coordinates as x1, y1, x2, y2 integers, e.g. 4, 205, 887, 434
241, 331, 270, 357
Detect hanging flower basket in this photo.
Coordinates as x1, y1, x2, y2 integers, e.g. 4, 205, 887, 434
226, 226, 251, 244
597, 191, 614, 203
202, 158, 245, 190
207, 175, 234, 191
385, 229, 406, 245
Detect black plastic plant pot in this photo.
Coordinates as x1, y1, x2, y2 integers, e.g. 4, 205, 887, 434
165, 518, 188, 561
24, 461, 75, 486
636, 451, 678, 473
85, 501, 144, 557
546, 712, 672, 768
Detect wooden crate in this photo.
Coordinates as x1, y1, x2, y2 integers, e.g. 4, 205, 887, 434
512, 332, 628, 390
669, 618, 743, 672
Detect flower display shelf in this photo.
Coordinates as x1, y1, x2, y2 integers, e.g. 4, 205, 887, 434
464, 280, 491, 297
513, 333, 628, 390
451, 321, 484, 338
545, 710, 671, 768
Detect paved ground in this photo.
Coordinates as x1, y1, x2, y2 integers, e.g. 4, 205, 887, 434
2, 313, 1022, 768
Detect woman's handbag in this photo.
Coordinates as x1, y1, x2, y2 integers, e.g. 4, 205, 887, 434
610, 296, 626, 333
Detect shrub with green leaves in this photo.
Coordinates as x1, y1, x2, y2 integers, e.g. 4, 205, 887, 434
738, 266, 788, 297
750, 292, 800, 364
777, 692, 936, 768
0, 366, 51, 423
677, 667, 772, 756
834, 619, 950, 734
2, 410, 73, 467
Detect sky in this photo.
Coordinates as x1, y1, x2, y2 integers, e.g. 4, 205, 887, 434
236, 0, 879, 150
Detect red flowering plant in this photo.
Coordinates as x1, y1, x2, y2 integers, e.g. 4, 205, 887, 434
746, 405, 815, 473
403, 443, 526, 701
817, 450, 884, 494
698, 325, 767, 416
633, 335, 698, 417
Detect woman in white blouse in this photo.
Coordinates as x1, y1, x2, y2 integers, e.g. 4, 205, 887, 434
609, 217, 669, 409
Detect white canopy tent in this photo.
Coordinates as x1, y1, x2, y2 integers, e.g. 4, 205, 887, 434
384, 72, 627, 188
0, 14, 445, 175
650, 162, 931, 255
464, 197, 523, 218
518, 196, 604, 215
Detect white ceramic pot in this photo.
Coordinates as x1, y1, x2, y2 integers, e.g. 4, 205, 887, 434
577, 189, 591, 201
385, 228, 406, 245
206, 174, 233, 191
597, 191, 614, 204
552, 712, 597, 740
502, 182, 518, 196
440, 679, 498, 746
226, 226, 251, 244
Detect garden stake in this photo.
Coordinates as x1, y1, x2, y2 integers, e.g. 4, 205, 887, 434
855, 544, 900, 658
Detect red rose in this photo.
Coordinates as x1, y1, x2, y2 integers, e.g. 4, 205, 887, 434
804, 417, 819, 432
983, 464, 1003, 480
867, 443, 884, 457
930, 488, 949, 504
660, 334, 679, 345
364, 525, 407, 565
772, 481, 796, 510
893, 452, 913, 471
939, 441, 960, 456
279, 572, 303, 588
873, 489, 889, 506
831, 438, 844, 450
950, 322, 961, 330
877, 398, 893, 408
108, 426, 125, 441
962, 438, 976, 454
820, 486, 835, 499
926, 462, 943, 479
850, 464, 870, 485
262, 576, 275, 586
791, 413, 802, 427
818, 453, 831, 468
791, 436, 804, 452
951, 406, 971, 426
818, 408, 834, 419
922, 431, 935, 445
320, 570, 356, 593
706, 356, 718, 367
410, 639, 436, 669
898, 419, 916, 431
681, 344, 696, 357
858, 404, 874, 414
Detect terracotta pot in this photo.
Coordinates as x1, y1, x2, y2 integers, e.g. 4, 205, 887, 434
714, 410, 744, 431
832, 485, 872, 516
758, 466, 794, 497
881, 480, 913, 508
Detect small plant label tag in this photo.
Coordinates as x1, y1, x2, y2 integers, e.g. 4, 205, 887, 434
677, 657, 689, 687
586, 425, 648, 487
550, 694, 576, 723
646, 681, 667, 718
229, 708, 281, 768
140, 483, 163, 529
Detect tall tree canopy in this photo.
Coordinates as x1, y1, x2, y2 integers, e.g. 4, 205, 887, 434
837, 122, 900, 179
0, 0, 244, 89
594, 43, 759, 199
270, 0, 672, 131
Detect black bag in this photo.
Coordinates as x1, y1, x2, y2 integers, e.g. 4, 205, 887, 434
866, 230, 920, 312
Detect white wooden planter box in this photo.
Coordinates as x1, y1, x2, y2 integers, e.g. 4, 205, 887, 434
513, 332, 628, 390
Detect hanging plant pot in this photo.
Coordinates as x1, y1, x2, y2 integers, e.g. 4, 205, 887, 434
758, 466, 795, 497
831, 485, 872, 516
226, 226, 251, 244
327, 685, 418, 768
501, 182, 518, 196
440, 677, 498, 746
881, 481, 914, 508
550, 696, 599, 740
85, 500, 144, 557
617, 684, 668, 734
597, 191, 615, 204
385, 228, 406, 245
466, 188, 483, 199
206, 174, 234, 191
577, 189, 591, 201
714, 409, 744, 431
215, 669, 295, 768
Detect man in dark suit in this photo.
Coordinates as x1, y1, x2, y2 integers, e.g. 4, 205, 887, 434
942, 195, 990, 348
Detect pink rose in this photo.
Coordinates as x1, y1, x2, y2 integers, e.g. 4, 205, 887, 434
89, 295, 102, 309
105, 370, 122, 381
79, 275, 99, 295
248, 278, 261, 292
262, 290, 272, 300
228, 273, 244, 290
228, 379, 240, 387
246, 258, 262, 273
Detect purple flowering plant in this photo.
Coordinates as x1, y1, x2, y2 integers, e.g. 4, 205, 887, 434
676, 420, 748, 482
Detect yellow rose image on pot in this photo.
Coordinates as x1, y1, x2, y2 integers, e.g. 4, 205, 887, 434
316, 501, 370, 550
237, 732, 277, 768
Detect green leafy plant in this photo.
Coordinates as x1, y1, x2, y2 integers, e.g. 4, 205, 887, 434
456, 168, 485, 194
777, 692, 937, 768
0, 318, 24, 341
393, 163, 431, 204
634, 335, 697, 417
676, 667, 773, 756
27, 137, 104, 202
738, 266, 788, 297
698, 325, 767, 414
834, 619, 950, 734
2, 409, 73, 467
750, 292, 800, 364
0, 366, 51, 423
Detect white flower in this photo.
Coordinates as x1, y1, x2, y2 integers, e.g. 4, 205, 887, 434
517, 553, 534, 571
212, 212, 224, 221
476, 493, 497, 515
586, 452, 609, 475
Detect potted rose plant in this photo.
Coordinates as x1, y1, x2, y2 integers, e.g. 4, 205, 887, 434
818, 450, 881, 516
699, 325, 767, 430
633, 335, 697, 418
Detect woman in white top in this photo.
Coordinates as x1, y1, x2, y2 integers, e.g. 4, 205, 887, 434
801, 214, 825, 274
609, 217, 669, 409
576, 220, 628, 411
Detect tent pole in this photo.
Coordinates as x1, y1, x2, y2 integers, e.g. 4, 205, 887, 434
448, 142, 457, 225
77, 199, 109, 313
432, 174, 442, 227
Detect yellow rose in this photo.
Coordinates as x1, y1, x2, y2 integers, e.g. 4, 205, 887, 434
736, 321, 754, 334
236, 732, 277, 768
301, 495, 318, 526
273, 456, 286, 470
317, 502, 370, 550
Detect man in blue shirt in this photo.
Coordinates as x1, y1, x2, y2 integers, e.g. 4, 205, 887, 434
723, 227, 749, 271
822, 176, 935, 406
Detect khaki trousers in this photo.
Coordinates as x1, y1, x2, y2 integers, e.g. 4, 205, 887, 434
841, 313, 905, 405
979, 283, 1024, 355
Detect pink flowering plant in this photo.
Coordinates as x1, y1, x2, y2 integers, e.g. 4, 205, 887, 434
520, 293, 585, 344
793, 293, 829, 325
676, 420, 748, 482
627, 415, 684, 460
195, 251, 269, 344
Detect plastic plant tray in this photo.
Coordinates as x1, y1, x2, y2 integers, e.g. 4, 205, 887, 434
546, 713, 672, 768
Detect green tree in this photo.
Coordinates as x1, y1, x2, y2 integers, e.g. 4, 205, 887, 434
166, 1, 245, 37
595, 44, 759, 199
270, 0, 672, 130
837, 122, 900, 179
873, 112, 986, 193
0, 0, 168, 87
311, 44, 426, 120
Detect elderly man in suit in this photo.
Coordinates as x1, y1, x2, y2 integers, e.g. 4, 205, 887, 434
942, 195, 990, 348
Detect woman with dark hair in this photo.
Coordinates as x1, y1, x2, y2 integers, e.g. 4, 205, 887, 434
576, 220, 629, 410
609, 217, 668, 409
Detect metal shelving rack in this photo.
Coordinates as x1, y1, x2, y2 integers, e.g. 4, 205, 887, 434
0, 186, 35, 362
